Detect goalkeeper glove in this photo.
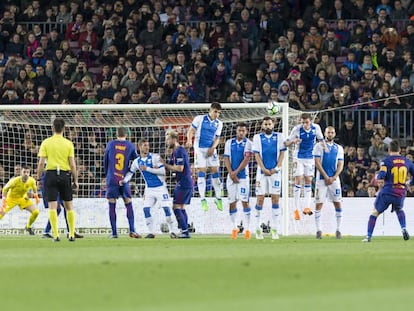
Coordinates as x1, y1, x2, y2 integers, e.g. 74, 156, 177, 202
34, 194, 40, 205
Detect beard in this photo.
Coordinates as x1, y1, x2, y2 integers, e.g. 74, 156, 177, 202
21, 176, 28, 183
264, 128, 273, 135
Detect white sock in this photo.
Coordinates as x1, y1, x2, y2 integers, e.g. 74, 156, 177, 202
336, 210, 342, 231
166, 216, 174, 232
255, 207, 262, 231
294, 184, 301, 211
272, 208, 280, 232
230, 210, 237, 229
198, 176, 206, 199
304, 184, 312, 209
146, 216, 154, 234
244, 208, 251, 231
212, 177, 222, 199
315, 210, 321, 231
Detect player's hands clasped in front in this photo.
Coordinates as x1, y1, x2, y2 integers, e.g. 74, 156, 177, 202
185, 140, 192, 149
229, 171, 239, 183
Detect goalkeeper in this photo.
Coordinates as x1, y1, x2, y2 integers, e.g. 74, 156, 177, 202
0, 165, 40, 235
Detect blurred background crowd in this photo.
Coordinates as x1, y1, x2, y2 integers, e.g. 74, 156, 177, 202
1, 0, 414, 197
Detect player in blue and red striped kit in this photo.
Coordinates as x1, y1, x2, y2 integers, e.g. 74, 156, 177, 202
165, 131, 194, 238
363, 140, 414, 242
104, 127, 141, 238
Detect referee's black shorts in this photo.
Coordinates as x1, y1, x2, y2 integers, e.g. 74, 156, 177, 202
44, 170, 73, 202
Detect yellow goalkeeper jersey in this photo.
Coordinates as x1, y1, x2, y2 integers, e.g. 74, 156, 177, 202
3, 176, 37, 200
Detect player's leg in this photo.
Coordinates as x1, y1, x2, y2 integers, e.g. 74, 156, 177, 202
331, 180, 343, 239
24, 204, 40, 235
173, 187, 192, 238
107, 193, 118, 238
122, 185, 141, 238
227, 177, 239, 239
240, 178, 251, 239
293, 160, 303, 220
208, 151, 222, 211
314, 180, 327, 239
160, 188, 174, 233
393, 198, 410, 240
195, 148, 208, 211
303, 175, 314, 216
254, 173, 266, 239
143, 191, 156, 238
0, 199, 17, 220
363, 194, 386, 242
269, 173, 282, 239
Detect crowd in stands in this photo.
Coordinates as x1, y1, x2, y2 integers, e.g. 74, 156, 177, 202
1, 0, 414, 197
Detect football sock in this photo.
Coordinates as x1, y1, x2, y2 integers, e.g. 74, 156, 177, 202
243, 207, 251, 229
181, 209, 188, 227
166, 216, 174, 231
304, 184, 312, 208
27, 208, 39, 228
143, 207, 154, 233
63, 207, 69, 232
212, 172, 221, 199
230, 208, 237, 229
197, 172, 206, 199
294, 184, 301, 211
175, 209, 188, 232
173, 208, 182, 229
367, 215, 377, 238
255, 204, 262, 230
314, 210, 321, 231
162, 206, 172, 217
271, 204, 280, 231
109, 202, 117, 236
49, 209, 59, 238
66, 210, 75, 238
45, 206, 62, 233
396, 209, 406, 229
125, 202, 135, 233
335, 208, 342, 231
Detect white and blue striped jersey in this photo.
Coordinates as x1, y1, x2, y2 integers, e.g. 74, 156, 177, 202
191, 114, 223, 148
224, 137, 253, 179
129, 153, 165, 188
313, 141, 344, 180
252, 132, 286, 172
288, 123, 323, 159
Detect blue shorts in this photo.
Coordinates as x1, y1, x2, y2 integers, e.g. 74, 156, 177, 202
106, 184, 132, 199
173, 187, 193, 205
374, 192, 405, 214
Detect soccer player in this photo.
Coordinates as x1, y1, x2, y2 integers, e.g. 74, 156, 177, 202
223, 122, 253, 240
1, 165, 40, 235
186, 102, 223, 212
285, 112, 324, 219
252, 116, 286, 240
165, 131, 193, 238
121, 138, 174, 239
313, 126, 344, 239
104, 127, 141, 239
363, 140, 414, 242
37, 118, 78, 242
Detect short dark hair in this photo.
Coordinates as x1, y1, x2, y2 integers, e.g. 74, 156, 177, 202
138, 138, 149, 145
210, 102, 222, 111
389, 140, 400, 152
236, 122, 248, 129
301, 112, 311, 120
117, 127, 128, 138
22, 164, 31, 170
53, 118, 65, 133
262, 116, 274, 123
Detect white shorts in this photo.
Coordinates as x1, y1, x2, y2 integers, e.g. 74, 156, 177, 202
255, 171, 281, 196
143, 186, 172, 208
293, 158, 315, 177
226, 177, 250, 203
194, 147, 219, 168
314, 179, 342, 204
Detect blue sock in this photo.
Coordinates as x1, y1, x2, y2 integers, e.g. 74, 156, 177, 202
173, 209, 182, 229
109, 202, 117, 236
396, 209, 406, 229
125, 202, 135, 233
182, 209, 188, 227
175, 209, 188, 232
367, 215, 377, 238
45, 206, 62, 233
162, 206, 172, 217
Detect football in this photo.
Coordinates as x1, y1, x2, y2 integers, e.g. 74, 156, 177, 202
267, 101, 280, 116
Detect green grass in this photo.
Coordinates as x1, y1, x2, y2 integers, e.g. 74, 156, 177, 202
1, 235, 414, 311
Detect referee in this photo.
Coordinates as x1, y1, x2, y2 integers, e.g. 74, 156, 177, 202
36, 118, 78, 242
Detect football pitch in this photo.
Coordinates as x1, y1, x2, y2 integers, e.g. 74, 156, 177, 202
1, 235, 413, 311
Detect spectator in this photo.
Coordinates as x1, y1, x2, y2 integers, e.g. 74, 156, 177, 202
338, 118, 358, 149
320, 29, 341, 58
315, 53, 337, 81
65, 13, 85, 41
358, 119, 376, 151
139, 19, 162, 51
369, 133, 388, 164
